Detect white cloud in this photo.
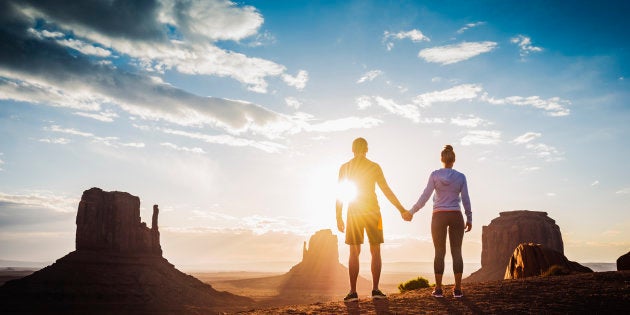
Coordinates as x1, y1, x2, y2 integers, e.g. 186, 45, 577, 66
357, 70, 383, 83
520, 166, 541, 173
418, 41, 497, 65
0, 191, 78, 213
450, 114, 489, 127
457, 22, 486, 34
284, 97, 302, 109
0, 153, 4, 171
525, 143, 564, 162
73, 110, 119, 122
281, 70, 309, 90
591, 180, 600, 187
160, 142, 206, 154
47, 125, 144, 148
511, 132, 542, 144
121, 142, 145, 148
356, 95, 420, 122
413, 84, 482, 107
304, 116, 383, 132
56, 38, 112, 57
511, 35, 543, 57
546, 192, 557, 197
482, 94, 570, 117
39, 138, 71, 145
49, 125, 94, 138
383, 29, 430, 50
161, 128, 286, 153
460, 130, 501, 146
616, 187, 630, 195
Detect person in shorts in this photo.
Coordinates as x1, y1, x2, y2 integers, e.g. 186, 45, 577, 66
336, 137, 411, 301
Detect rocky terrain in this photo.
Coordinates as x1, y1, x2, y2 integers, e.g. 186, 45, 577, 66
237, 271, 630, 314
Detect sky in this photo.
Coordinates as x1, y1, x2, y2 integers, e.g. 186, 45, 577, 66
0, 0, 629, 271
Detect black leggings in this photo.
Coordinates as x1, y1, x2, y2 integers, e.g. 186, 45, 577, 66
431, 211, 465, 274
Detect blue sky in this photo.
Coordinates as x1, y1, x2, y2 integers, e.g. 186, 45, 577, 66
0, 0, 628, 270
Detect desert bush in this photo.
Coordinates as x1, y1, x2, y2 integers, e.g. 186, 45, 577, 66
542, 265, 570, 277
398, 276, 430, 293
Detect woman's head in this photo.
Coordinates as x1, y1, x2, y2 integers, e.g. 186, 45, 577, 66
441, 145, 455, 166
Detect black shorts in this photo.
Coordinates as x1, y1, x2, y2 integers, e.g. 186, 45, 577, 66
345, 211, 384, 245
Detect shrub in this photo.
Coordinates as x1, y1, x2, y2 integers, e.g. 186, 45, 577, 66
398, 276, 430, 293
542, 265, 570, 277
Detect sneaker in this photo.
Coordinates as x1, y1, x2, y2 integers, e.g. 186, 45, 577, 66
431, 288, 444, 298
453, 288, 464, 298
371, 289, 387, 299
344, 291, 358, 302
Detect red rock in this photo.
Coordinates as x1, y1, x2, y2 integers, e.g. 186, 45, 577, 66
504, 243, 592, 279
466, 210, 565, 282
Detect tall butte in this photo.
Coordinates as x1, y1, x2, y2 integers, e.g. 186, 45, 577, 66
0, 187, 253, 314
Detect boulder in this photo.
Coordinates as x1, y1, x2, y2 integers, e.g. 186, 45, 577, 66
505, 243, 592, 279
0, 187, 253, 314
466, 210, 565, 282
617, 251, 630, 271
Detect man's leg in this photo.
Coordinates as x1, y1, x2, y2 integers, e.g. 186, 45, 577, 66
349, 244, 361, 293
369, 243, 382, 291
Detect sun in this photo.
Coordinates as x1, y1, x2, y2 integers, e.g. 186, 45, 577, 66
336, 180, 357, 204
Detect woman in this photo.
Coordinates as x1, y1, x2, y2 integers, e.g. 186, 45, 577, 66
408, 145, 472, 298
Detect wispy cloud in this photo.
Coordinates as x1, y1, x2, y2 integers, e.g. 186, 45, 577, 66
591, 180, 600, 187
357, 70, 383, 83
383, 29, 430, 50
482, 94, 570, 117
511, 35, 543, 58
450, 114, 490, 127
39, 138, 71, 145
161, 128, 286, 153
460, 130, 501, 146
413, 84, 482, 107
457, 22, 486, 34
356, 96, 420, 122
0, 153, 4, 171
418, 41, 497, 65
0, 191, 78, 213
284, 97, 302, 109
511, 132, 542, 144
46, 125, 144, 148
616, 187, 630, 195
160, 142, 206, 154
73, 110, 119, 122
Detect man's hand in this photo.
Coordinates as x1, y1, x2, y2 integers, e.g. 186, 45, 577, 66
337, 217, 345, 233
465, 222, 472, 233
401, 210, 413, 222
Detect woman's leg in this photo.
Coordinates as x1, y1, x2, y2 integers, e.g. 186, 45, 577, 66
431, 213, 448, 289
448, 212, 465, 290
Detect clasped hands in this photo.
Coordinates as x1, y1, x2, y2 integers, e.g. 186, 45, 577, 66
400, 210, 413, 222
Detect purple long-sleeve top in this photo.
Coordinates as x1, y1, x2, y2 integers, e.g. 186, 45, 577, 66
409, 168, 472, 223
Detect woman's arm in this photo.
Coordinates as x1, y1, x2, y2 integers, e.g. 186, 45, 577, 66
409, 173, 435, 215
461, 175, 472, 224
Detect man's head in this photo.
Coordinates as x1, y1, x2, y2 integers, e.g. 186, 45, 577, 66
352, 137, 368, 156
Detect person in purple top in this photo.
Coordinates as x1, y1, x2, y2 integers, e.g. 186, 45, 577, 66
407, 145, 472, 298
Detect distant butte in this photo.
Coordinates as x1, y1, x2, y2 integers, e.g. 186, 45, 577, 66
0, 187, 253, 314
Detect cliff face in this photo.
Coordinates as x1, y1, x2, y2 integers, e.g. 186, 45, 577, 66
504, 243, 592, 279
466, 210, 564, 282
0, 187, 252, 314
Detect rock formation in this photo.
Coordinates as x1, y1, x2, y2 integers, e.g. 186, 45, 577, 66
504, 243, 592, 279
0, 187, 253, 314
466, 210, 565, 282
617, 251, 630, 271
279, 229, 371, 295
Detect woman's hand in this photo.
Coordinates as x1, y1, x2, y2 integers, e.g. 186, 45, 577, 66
465, 222, 472, 232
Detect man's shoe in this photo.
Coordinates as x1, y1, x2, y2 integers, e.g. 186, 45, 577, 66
371, 289, 387, 299
453, 288, 464, 298
344, 291, 358, 302
431, 288, 444, 298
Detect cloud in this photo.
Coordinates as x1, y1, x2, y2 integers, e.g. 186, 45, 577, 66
0, 153, 4, 171
303, 116, 383, 132
418, 41, 497, 65
546, 192, 557, 197
450, 114, 490, 127
160, 142, 206, 154
511, 132, 542, 144
481, 94, 570, 117
161, 128, 286, 153
0, 191, 78, 213
413, 84, 482, 107
460, 130, 501, 146
383, 29, 430, 51
73, 110, 119, 122
46, 124, 144, 148
356, 96, 420, 122
39, 138, 71, 145
357, 70, 383, 83
591, 180, 600, 187
281, 70, 309, 90
520, 166, 541, 173
457, 22, 486, 34
511, 35, 543, 57
284, 97, 302, 109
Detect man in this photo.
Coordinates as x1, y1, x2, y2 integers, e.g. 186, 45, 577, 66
336, 137, 412, 301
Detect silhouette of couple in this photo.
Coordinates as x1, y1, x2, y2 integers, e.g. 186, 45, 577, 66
336, 137, 472, 301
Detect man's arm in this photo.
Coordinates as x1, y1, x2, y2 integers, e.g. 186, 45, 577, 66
375, 166, 406, 214
336, 166, 345, 232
